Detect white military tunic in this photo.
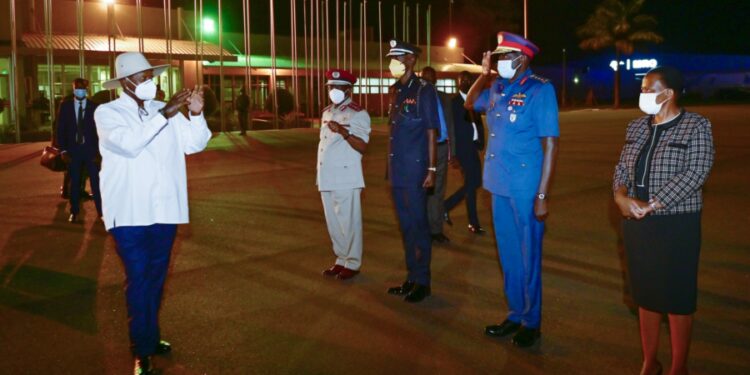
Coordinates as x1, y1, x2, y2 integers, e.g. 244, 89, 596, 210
316, 97, 371, 270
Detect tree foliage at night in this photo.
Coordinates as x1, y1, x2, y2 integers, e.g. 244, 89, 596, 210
577, 0, 663, 108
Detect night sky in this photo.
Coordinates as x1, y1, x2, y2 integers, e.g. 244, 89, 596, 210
170, 0, 749, 64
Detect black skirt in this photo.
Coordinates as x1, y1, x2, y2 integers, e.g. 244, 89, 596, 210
623, 212, 702, 314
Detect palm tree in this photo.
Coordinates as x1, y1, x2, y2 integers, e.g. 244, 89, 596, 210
577, 0, 663, 108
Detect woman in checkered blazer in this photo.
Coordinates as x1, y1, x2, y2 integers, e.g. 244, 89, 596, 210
613, 66, 714, 375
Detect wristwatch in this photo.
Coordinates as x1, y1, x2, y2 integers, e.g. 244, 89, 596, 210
537, 193, 546, 200
427, 167, 437, 172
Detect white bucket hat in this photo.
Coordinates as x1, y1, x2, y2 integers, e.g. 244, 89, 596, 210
102, 52, 170, 90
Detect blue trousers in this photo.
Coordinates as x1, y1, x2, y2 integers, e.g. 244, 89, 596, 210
491, 194, 544, 328
68, 155, 102, 215
110, 224, 177, 357
392, 187, 432, 286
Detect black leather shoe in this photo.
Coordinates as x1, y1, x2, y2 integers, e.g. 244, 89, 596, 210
468, 225, 486, 234
154, 340, 171, 355
387, 281, 415, 296
485, 319, 521, 337
68, 213, 78, 223
512, 326, 541, 347
431, 233, 450, 243
443, 212, 453, 226
134, 356, 155, 375
404, 284, 431, 303
80, 191, 93, 201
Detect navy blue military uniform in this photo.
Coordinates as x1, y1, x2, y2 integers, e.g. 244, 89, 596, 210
56, 97, 102, 216
388, 69, 440, 287
473, 32, 559, 329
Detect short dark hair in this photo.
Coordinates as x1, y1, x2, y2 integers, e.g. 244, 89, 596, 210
648, 66, 684, 99
73, 77, 89, 86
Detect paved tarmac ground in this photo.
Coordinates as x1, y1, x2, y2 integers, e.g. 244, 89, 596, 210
0, 105, 748, 374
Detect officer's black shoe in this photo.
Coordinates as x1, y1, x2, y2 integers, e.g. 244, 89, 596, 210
154, 340, 172, 355
511, 326, 541, 348
443, 212, 453, 226
404, 284, 431, 303
387, 281, 415, 296
134, 356, 156, 375
485, 319, 522, 337
80, 191, 93, 200
468, 224, 486, 234
431, 233, 450, 243
68, 213, 78, 223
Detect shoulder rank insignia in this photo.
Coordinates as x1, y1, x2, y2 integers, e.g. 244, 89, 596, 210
530, 74, 550, 83
347, 101, 364, 112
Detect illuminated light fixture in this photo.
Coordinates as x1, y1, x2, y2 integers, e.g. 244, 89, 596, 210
573, 76, 580, 85
102, 0, 115, 4
203, 18, 216, 34
447, 37, 457, 49
610, 58, 658, 72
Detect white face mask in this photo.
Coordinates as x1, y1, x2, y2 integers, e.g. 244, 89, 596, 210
389, 59, 406, 79
127, 78, 157, 101
328, 88, 347, 104
497, 56, 521, 79
639, 91, 667, 115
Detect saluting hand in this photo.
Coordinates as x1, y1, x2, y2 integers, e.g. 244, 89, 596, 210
481, 51, 493, 76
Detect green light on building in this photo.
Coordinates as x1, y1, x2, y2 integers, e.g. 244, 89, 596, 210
203, 18, 216, 34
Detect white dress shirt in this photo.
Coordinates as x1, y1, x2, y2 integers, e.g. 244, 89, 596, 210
95, 93, 212, 230
75, 98, 87, 122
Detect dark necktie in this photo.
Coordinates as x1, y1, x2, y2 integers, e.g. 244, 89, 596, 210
76, 101, 85, 145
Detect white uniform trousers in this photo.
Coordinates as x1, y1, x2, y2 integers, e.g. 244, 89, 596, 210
321, 188, 363, 270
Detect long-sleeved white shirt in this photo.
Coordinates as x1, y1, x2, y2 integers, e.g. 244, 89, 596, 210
95, 93, 212, 230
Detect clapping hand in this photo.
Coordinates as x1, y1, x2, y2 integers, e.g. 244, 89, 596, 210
187, 85, 204, 115
162, 89, 191, 118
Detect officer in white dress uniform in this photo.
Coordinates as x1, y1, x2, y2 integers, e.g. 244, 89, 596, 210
317, 69, 372, 280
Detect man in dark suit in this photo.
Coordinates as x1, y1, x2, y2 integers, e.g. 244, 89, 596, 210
57, 78, 102, 223
444, 71, 486, 233
421, 66, 455, 244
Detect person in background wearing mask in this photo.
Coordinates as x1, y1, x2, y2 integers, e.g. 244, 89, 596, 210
317, 69, 371, 281
95, 52, 211, 375
464, 32, 559, 347
56, 78, 102, 223
384, 39, 440, 303
444, 71, 486, 234
420, 66, 454, 244
613, 66, 714, 375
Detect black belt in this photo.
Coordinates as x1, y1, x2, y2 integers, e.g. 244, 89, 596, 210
437, 140, 448, 145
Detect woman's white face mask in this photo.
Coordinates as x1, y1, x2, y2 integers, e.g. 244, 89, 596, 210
639, 91, 668, 115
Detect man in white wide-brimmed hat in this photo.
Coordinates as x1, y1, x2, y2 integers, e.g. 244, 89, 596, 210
94, 52, 211, 375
